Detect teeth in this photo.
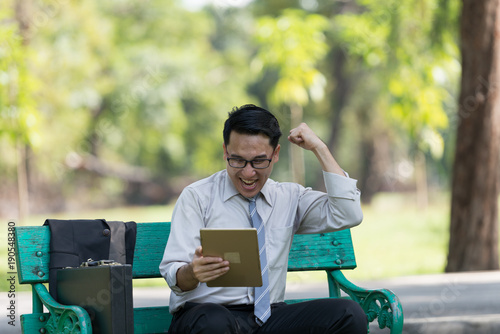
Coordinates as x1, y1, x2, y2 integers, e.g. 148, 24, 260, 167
242, 179, 256, 185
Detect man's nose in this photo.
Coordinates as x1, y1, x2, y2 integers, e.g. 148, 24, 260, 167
241, 162, 256, 176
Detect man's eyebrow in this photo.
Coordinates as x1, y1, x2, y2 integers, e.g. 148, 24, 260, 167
229, 153, 269, 159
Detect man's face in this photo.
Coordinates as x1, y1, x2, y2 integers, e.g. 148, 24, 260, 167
223, 131, 280, 198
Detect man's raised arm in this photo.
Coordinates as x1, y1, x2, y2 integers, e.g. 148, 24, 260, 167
288, 123, 345, 176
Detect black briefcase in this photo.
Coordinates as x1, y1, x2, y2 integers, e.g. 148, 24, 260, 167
57, 263, 134, 334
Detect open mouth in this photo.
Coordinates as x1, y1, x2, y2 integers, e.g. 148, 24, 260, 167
241, 178, 257, 189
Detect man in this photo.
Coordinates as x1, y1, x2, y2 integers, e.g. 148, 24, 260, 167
160, 104, 367, 333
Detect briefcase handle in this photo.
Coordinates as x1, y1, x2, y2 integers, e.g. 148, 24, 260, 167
80, 258, 121, 267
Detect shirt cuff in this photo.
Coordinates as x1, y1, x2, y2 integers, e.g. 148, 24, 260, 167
323, 170, 359, 200
166, 262, 199, 295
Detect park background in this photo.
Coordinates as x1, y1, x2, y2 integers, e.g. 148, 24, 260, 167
1, 0, 499, 292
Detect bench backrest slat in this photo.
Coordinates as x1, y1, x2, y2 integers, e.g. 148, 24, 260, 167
288, 230, 356, 271
133, 222, 170, 278
15, 226, 51, 284
16, 222, 356, 285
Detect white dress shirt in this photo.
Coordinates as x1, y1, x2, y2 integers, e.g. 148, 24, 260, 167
159, 169, 363, 313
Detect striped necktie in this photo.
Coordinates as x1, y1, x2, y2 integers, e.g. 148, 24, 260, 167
249, 197, 271, 325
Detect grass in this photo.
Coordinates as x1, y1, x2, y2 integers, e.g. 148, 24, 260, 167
1, 192, 454, 291
350, 191, 450, 280
287, 191, 451, 284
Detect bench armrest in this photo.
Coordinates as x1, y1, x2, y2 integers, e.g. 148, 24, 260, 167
30, 283, 93, 334
329, 270, 404, 334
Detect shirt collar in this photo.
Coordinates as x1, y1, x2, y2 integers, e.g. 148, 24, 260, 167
260, 181, 272, 207
223, 171, 240, 202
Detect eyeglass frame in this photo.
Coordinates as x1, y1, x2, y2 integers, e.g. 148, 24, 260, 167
225, 149, 275, 169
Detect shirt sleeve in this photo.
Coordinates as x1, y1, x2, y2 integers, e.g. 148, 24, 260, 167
159, 187, 203, 295
294, 171, 363, 234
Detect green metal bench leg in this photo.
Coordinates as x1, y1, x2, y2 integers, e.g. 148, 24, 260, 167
30, 283, 93, 334
32, 285, 44, 314
328, 271, 404, 334
327, 269, 342, 298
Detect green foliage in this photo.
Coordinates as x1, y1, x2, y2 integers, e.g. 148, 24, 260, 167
388, 65, 450, 157
4, 0, 252, 183
0, 5, 40, 148
254, 9, 329, 106
334, 12, 390, 68
334, 0, 460, 159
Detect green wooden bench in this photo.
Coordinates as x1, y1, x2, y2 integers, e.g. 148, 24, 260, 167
15, 222, 403, 333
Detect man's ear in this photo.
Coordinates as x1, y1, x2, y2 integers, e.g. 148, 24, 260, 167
273, 144, 281, 162
223, 143, 227, 159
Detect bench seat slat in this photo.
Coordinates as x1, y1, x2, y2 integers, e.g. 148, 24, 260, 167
134, 306, 172, 333
20, 313, 50, 332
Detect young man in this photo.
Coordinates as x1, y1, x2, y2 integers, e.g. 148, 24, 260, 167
160, 105, 367, 333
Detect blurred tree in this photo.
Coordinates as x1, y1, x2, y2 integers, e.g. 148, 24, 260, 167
1, 0, 255, 213
251, 0, 460, 203
0, 0, 41, 219
0, 0, 464, 216
446, 0, 500, 272
332, 0, 459, 204
254, 9, 329, 184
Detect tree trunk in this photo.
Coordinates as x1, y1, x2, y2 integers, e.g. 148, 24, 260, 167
446, 0, 500, 272
15, 0, 32, 221
326, 48, 351, 153
314, 47, 352, 192
414, 151, 428, 210
290, 103, 305, 185
358, 132, 391, 204
17, 142, 30, 221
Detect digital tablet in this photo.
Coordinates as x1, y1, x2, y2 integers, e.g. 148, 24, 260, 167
200, 228, 262, 287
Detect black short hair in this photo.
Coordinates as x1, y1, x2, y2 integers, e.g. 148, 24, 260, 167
223, 104, 282, 149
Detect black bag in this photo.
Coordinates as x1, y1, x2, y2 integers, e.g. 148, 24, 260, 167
43, 219, 137, 301
57, 262, 134, 334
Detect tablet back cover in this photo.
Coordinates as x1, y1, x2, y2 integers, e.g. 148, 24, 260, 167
200, 228, 262, 287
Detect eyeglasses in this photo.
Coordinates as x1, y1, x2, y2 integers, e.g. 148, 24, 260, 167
226, 152, 274, 169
